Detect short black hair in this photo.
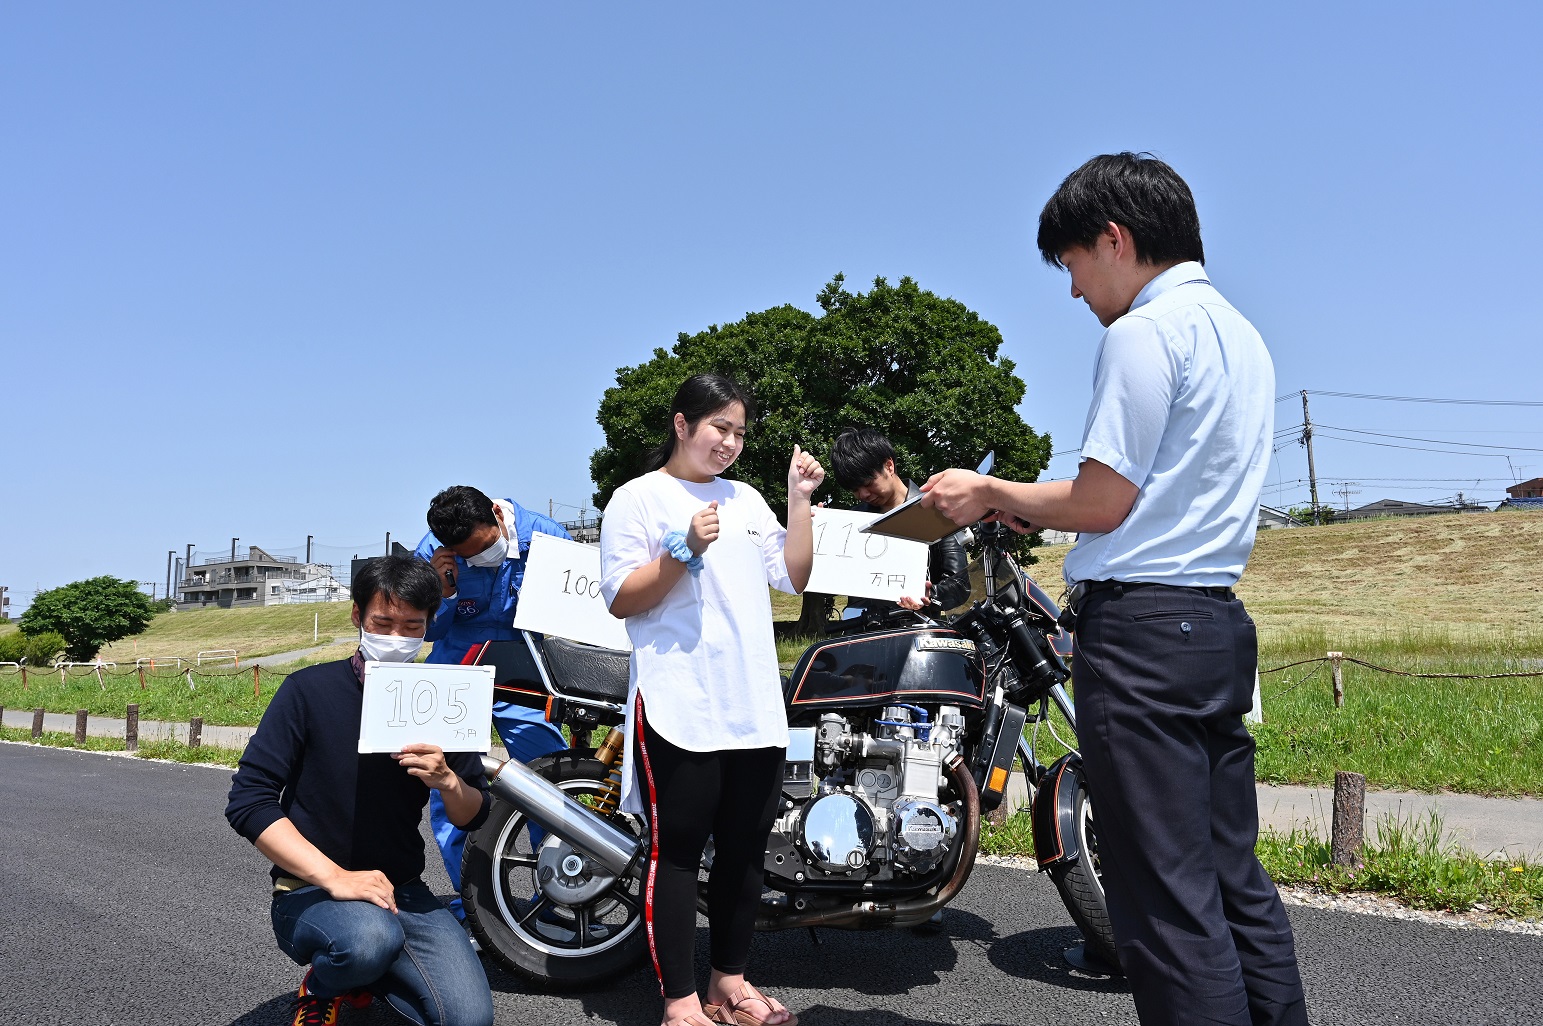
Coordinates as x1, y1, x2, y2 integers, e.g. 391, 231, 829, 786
1036, 152, 1204, 269
427, 485, 497, 546
830, 427, 896, 491
351, 555, 441, 622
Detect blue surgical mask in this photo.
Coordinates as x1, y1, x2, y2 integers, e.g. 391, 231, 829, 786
465, 532, 509, 568
359, 630, 425, 663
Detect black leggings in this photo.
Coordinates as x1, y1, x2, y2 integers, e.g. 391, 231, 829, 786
635, 698, 784, 1000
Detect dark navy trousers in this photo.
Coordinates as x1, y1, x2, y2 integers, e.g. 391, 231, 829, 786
1073, 583, 1308, 1026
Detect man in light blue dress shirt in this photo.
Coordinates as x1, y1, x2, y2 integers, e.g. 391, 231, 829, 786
923, 153, 1307, 1026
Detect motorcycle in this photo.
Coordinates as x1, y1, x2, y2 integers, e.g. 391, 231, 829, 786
458, 494, 1116, 986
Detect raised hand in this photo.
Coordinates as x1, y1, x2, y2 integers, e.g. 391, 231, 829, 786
688, 501, 720, 555
788, 444, 825, 502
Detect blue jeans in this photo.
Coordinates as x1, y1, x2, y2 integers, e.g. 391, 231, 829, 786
270, 880, 493, 1026
430, 699, 568, 919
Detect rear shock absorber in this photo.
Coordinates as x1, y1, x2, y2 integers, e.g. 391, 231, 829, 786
592, 727, 627, 816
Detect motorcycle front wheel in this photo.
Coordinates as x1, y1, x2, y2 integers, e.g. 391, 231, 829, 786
1046, 773, 1120, 971
461, 752, 649, 987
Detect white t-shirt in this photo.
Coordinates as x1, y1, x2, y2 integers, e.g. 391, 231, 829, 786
598, 470, 795, 812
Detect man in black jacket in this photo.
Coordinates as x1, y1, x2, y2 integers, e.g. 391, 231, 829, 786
831, 427, 971, 617
225, 556, 494, 1026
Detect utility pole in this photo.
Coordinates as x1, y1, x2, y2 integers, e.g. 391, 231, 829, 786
165, 551, 174, 601
186, 543, 195, 577
1301, 391, 1322, 524
231, 537, 239, 562
1334, 481, 1361, 512
306, 535, 314, 564
384, 532, 391, 555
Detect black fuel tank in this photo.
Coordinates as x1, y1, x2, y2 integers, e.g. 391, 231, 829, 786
784, 628, 985, 712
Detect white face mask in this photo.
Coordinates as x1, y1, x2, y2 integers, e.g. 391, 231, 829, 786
465, 532, 509, 568
359, 630, 425, 663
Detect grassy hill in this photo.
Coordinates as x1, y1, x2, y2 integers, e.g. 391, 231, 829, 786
96, 602, 359, 663
1022, 510, 1543, 645
25, 510, 1543, 664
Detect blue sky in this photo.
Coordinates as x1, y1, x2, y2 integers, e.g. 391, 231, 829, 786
4, 2, 1540, 609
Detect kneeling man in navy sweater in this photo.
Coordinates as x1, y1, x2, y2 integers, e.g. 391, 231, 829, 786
226, 556, 495, 1026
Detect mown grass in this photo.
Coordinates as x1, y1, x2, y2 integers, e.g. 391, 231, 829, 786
0, 726, 243, 768
96, 602, 358, 663
981, 806, 1543, 918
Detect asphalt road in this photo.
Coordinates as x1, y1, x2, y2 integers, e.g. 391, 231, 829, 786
2, 744, 1540, 1026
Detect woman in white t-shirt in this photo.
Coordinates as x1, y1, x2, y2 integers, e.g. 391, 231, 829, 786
599, 374, 822, 1026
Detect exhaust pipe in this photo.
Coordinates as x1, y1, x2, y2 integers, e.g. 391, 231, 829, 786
479, 755, 643, 879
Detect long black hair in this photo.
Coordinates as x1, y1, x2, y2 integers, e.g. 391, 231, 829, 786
644, 373, 754, 472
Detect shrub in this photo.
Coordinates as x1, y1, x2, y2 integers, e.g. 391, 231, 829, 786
23, 631, 66, 666
0, 632, 24, 663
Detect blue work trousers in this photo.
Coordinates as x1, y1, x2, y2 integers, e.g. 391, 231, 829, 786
270, 880, 493, 1026
430, 699, 568, 919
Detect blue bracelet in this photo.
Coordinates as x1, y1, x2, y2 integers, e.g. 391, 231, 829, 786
662, 530, 705, 576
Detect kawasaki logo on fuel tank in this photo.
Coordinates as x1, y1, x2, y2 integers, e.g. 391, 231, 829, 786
916, 637, 977, 655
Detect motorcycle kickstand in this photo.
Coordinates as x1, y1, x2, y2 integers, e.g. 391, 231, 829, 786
806, 927, 821, 946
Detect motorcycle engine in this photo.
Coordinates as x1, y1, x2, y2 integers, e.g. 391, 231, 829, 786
770, 705, 965, 885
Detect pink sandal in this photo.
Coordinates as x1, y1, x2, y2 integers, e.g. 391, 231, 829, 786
663, 1013, 719, 1026
703, 982, 799, 1026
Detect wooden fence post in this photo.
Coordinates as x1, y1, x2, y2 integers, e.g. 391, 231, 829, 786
126, 704, 139, 751
20, 665, 26, 689
253, 664, 260, 698
32, 707, 44, 738
74, 709, 88, 744
1328, 651, 1345, 708
1331, 770, 1366, 867
138, 665, 146, 690
188, 716, 203, 748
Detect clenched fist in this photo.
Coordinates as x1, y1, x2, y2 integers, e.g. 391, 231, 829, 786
687, 501, 720, 555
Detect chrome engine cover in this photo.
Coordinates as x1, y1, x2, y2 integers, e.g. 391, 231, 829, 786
799, 792, 876, 873
890, 798, 957, 873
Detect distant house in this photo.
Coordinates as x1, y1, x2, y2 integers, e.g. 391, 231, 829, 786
1258, 505, 1308, 530
179, 546, 347, 610
1498, 496, 1543, 511
1338, 498, 1487, 521
1507, 477, 1543, 500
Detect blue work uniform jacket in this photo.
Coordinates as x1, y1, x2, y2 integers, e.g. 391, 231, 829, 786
413, 499, 572, 665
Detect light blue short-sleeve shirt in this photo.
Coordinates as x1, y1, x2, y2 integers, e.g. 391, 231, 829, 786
1063, 262, 1275, 589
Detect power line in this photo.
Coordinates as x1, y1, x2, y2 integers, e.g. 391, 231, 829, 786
1301, 390, 1543, 407
1316, 423, 1543, 453
1313, 431, 1530, 459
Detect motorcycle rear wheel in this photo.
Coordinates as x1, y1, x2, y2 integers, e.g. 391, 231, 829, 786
1046, 774, 1120, 971
462, 752, 649, 987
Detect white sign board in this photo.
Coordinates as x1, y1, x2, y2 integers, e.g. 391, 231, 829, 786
358, 662, 496, 754
805, 507, 931, 603
512, 533, 632, 651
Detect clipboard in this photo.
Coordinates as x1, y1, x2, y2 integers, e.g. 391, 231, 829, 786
858, 493, 963, 544
859, 451, 994, 544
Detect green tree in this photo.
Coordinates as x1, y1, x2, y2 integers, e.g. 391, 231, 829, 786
591, 274, 1051, 627
19, 577, 156, 662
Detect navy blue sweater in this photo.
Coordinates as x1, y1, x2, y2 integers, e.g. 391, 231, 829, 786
225, 655, 492, 887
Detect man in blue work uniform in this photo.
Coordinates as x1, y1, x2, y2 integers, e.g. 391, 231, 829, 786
414, 485, 572, 920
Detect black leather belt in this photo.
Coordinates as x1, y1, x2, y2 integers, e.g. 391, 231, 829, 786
1066, 579, 1235, 616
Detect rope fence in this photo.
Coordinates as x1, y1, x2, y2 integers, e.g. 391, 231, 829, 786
0, 661, 294, 697
1261, 651, 1543, 704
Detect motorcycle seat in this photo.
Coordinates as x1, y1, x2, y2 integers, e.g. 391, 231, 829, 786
543, 636, 631, 705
